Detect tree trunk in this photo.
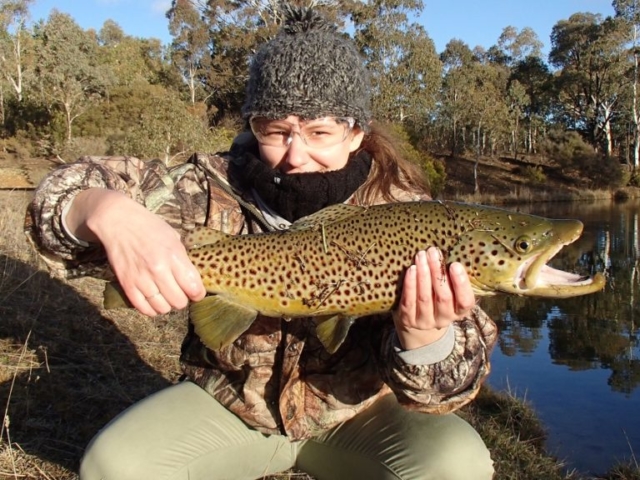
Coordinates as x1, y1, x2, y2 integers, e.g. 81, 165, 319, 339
0, 85, 4, 127
65, 103, 72, 142
474, 123, 481, 194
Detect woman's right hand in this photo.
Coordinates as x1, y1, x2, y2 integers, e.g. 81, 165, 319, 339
65, 188, 206, 316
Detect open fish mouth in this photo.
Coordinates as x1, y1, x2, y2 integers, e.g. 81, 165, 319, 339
515, 242, 606, 298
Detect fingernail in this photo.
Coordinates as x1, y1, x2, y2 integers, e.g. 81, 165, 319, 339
452, 262, 467, 280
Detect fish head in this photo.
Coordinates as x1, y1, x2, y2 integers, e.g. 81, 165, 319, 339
453, 210, 605, 298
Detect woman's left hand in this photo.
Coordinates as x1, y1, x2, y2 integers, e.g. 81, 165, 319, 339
393, 247, 476, 350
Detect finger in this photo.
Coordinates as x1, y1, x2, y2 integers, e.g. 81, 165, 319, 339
172, 253, 206, 302
394, 264, 417, 327
426, 247, 455, 311
149, 250, 205, 310
414, 250, 434, 328
123, 287, 166, 317
144, 290, 173, 315
449, 262, 476, 316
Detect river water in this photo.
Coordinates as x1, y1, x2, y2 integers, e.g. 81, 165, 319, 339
480, 199, 640, 475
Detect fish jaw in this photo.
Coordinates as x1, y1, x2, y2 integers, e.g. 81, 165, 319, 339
478, 219, 606, 298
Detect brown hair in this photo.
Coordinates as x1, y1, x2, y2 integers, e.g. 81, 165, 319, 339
354, 123, 430, 205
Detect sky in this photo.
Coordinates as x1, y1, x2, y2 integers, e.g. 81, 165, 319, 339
29, 0, 615, 55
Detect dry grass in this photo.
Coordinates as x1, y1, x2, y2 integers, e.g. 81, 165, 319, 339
0, 191, 186, 479
1, 190, 639, 480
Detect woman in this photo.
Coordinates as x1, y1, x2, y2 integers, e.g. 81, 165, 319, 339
26, 7, 496, 480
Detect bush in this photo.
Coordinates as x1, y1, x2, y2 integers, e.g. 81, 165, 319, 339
1, 134, 35, 161
383, 122, 447, 198
59, 137, 109, 162
540, 129, 624, 188
422, 156, 446, 197
523, 165, 546, 185
539, 129, 593, 170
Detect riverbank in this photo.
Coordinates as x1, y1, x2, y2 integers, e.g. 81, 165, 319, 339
438, 153, 640, 204
1, 147, 640, 479
1, 189, 638, 479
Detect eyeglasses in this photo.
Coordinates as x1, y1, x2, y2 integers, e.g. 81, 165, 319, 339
249, 116, 356, 149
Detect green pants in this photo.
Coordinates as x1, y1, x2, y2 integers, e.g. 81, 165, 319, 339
80, 381, 494, 480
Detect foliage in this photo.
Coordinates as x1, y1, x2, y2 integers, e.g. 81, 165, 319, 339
539, 129, 625, 188
539, 129, 596, 169
1, 1, 639, 190
351, 0, 441, 123
523, 165, 546, 185
105, 84, 235, 164
549, 13, 628, 156
33, 11, 115, 143
384, 122, 446, 197
166, 0, 210, 104
629, 168, 640, 187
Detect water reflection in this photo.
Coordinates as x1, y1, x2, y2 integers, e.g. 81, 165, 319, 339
482, 199, 640, 474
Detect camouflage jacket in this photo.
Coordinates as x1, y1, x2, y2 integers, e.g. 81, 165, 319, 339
25, 146, 498, 440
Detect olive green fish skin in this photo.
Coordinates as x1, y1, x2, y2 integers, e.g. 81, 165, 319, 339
186, 201, 606, 320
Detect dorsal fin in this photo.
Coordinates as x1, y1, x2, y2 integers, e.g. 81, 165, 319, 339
288, 204, 363, 232
183, 226, 231, 248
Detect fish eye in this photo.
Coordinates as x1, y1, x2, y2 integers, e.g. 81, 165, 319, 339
514, 235, 532, 254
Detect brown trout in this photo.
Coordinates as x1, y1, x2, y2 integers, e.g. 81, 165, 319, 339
104, 201, 606, 353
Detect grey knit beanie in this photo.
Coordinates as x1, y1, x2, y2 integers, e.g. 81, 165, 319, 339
241, 6, 371, 129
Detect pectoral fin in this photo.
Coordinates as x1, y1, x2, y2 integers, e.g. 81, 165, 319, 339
103, 282, 133, 309
183, 226, 231, 248
314, 315, 357, 354
190, 295, 258, 351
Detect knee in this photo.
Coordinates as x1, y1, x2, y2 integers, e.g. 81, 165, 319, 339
79, 427, 144, 480
418, 420, 494, 480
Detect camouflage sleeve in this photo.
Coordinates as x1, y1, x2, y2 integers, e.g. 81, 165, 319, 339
25, 155, 209, 279
379, 306, 498, 414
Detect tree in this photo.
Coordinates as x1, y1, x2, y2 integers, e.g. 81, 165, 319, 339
351, 0, 441, 123
492, 25, 544, 67
465, 62, 510, 191
550, 13, 628, 156
438, 39, 476, 157
33, 11, 115, 143
0, 0, 34, 104
613, 0, 640, 168
106, 83, 232, 164
505, 79, 529, 158
510, 56, 553, 154
167, 0, 211, 104
97, 21, 171, 88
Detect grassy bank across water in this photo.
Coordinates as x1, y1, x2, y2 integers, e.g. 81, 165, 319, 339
0, 191, 638, 479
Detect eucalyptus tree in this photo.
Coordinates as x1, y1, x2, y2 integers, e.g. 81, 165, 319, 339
106, 83, 230, 164
510, 56, 553, 154
613, 0, 640, 168
350, 0, 441, 124
505, 79, 529, 157
493, 25, 543, 67
34, 11, 115, 142
484, 26, 546, 156
550, 12, 628, 156
187, 0, 270, 123
97, 20, 170, 88
439, 39, 476, 156
0, 0, 34, 105
167, 0, 210, 104
465, 61, 510, 191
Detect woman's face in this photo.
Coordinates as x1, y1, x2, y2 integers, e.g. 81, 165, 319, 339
253, 115, 365, 174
